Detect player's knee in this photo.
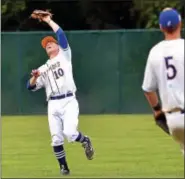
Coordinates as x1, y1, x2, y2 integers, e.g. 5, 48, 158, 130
51, 135, 63, 146
63, 129, 78, 142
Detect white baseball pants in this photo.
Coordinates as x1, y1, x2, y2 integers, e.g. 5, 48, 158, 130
47, 96, 80, 146
166, 112, 184, 155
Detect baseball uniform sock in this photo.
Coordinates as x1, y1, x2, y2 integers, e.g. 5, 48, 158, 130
53, 145, 69, 170
75, 132, 88, 143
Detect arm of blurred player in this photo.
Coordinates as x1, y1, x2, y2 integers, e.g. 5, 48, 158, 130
142, 51, 159, 115
142, 51, 170, 135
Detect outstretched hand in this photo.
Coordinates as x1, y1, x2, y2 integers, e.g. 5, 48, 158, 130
30, 9, 53, 22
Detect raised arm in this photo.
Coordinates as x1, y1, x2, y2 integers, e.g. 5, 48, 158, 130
30, 10, 71, 59
43, 16, 69, 50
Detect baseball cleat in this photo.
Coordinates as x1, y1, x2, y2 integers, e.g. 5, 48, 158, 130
82, 136, 94, 160
60, 165, 70, 176
61, 168, 70, 176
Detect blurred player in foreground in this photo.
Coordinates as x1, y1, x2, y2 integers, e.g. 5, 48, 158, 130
27, 10, 94, 175
142, 8, 184, 156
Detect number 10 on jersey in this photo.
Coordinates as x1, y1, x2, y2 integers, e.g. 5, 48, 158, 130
54, 68, 64, 79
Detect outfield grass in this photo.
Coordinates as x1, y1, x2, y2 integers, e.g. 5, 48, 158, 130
2, 115, 184, 178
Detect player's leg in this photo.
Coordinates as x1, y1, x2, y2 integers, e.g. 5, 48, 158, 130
172, 127, 184, 156
48, 101, 70, 175
180, 144, 184, 156
62, 98, 94, 160
166, 112, 184, 155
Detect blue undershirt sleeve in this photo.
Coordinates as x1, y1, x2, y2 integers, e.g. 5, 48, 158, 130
56, 28, 68, 50
26, 80, 36, 90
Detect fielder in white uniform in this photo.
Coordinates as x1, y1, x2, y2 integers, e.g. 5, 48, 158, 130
27, 13, 94, 175
142, 8, 184, 156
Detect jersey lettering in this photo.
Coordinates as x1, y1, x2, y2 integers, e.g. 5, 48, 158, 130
164, 56, 177, 80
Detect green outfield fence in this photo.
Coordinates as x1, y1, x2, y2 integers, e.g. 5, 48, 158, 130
2, 30, 183, 115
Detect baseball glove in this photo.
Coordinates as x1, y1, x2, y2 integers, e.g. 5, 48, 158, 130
30, 9, 53, 22
155, 112, 170, 135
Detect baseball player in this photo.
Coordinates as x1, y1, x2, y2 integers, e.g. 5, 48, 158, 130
27, 10, 94, 175
142, 8, 184, 156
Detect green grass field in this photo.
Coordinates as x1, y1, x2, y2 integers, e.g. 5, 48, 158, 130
2, 115, 184, 178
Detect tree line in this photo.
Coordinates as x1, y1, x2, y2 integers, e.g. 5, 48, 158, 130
2, 0, 184, 31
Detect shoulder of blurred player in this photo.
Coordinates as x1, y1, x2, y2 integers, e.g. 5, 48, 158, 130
180, 38, 185, 43
149, 38, 183, 56
148, 41, 163, 56
178, 38, 185, 47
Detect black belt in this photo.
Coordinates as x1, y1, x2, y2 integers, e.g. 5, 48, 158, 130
50, 93, 73, 100
167, 109, 185, 114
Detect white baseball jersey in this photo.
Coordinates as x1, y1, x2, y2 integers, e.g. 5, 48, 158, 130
142, 38, 184, 111
32, 47, 77, 100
